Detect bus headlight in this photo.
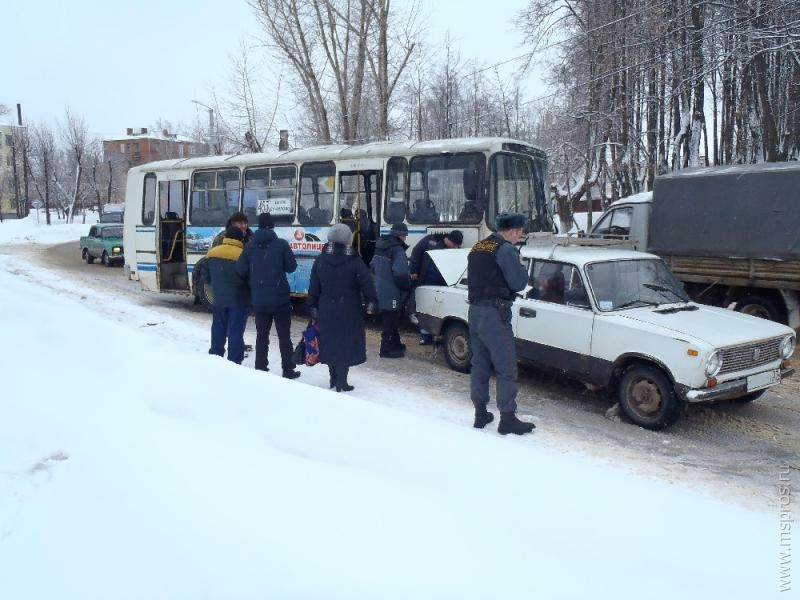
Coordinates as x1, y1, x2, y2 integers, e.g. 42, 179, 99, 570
705, 350, 723, 377
780, 335, 796, 359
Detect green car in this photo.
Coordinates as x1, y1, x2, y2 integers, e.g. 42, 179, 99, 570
79, 224, 124, 267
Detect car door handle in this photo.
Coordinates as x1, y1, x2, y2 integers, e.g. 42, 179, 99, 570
520, 307, 537, 318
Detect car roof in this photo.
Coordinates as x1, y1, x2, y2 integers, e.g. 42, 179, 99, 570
520, 244, 659, 267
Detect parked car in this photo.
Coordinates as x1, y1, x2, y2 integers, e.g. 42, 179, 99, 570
99, 211, 124, 223
79, 224, 124, 267
415, 245, 796, 430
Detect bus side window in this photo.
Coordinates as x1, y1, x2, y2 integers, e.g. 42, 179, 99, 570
385, 157, 407, 224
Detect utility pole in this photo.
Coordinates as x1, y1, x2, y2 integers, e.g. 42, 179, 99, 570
18, 104, 29, 216
192, 100, 218, 155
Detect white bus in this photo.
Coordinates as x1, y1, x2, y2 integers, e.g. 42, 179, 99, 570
122, 137, 552, 304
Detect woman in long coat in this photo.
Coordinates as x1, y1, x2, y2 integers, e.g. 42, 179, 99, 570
308, 224, 378, 392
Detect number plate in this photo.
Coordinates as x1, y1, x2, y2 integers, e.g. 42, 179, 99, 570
746, 369, 781, 392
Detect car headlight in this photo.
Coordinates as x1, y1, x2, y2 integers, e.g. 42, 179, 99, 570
112, 246, 122, 254
705, 349, 723, 377
780, 335, 796, 359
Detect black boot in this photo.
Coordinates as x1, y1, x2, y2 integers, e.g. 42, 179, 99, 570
473, 407, 494, 429
498, 412, 536, 435
379, 341, 404, 358
335, 366, 354, 392
282, 369, 301, 379
328, 365, 336, 389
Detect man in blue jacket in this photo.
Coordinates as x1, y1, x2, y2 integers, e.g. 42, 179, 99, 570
236, 213, 300, 379
371, 223, 411, 358
204, 226, 250, 364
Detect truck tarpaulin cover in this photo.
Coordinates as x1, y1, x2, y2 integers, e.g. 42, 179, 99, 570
649, 163, 800, 261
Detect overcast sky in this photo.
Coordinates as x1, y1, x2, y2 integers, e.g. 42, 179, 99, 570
5, 0, 538, 140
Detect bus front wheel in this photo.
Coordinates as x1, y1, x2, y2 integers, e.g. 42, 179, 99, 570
193, 261, 214, 310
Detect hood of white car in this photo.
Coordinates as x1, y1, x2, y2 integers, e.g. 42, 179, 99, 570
617, 303, 794, 346
426, 248, 471, 286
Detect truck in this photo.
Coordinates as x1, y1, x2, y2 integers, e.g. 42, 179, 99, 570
80, 224, 125, 267
589, 162, 800, 328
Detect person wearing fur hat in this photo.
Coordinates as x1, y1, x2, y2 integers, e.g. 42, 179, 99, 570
203, 226, 250, 364
370, 222, 411, 358
408, 230, 464, 344
467, 212, 535, 435
236, 213, 300, 379
308, 224, 378, 392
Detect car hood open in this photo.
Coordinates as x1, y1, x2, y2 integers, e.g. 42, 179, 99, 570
426, 248, 471, 286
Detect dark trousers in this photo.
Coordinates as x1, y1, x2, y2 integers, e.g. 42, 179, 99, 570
254, 303, 294, 372
209, 306, 249, 364
380, 309, 402, 349
328, 364, 350, 387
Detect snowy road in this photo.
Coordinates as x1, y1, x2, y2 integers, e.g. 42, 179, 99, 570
5, 240, 799, 510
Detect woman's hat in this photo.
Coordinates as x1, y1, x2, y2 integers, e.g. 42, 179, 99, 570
328, 223, 353, 245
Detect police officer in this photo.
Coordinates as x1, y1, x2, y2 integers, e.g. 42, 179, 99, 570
467, 212, 535, 435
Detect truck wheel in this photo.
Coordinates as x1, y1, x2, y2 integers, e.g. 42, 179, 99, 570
101, 251, 111, 267
733, 389, 766, 404
618, 364, 682, 430
443, 321, 471, 374
83, 248, 94, 264
735, 294, 785, 323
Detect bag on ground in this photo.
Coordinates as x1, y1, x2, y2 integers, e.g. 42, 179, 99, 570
303, 322, 320, 366
292, 338, 306, 366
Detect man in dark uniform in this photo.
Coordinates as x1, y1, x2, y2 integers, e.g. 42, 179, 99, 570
467, 212, 535, 435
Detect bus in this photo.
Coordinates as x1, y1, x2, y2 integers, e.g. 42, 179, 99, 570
122, 137, 552, 304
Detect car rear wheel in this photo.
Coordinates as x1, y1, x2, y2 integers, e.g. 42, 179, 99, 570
618, 364, 682, 430
83, 248, 94, 264
443, 321, 471, 373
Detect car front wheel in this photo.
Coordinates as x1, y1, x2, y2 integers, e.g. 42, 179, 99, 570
618, 364, 682, 430
443, 321, 471, 373
101, 251, 111, 267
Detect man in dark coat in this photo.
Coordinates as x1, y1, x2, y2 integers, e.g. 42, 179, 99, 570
370, 223, 410, 358
308, 224, 378, 391
467, 212, 535, 435
204, 226, 250, 364
236, 213, 300, 379
409, 230, 464, 344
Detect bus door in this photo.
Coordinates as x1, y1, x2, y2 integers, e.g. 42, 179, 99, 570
338, 170, 381, 264
157, 179, 190, 292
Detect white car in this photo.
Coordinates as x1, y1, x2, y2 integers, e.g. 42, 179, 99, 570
415, 245, 796, 430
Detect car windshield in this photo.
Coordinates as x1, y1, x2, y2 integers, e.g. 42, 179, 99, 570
586, 259, 689, 311
102, 227, 123, 238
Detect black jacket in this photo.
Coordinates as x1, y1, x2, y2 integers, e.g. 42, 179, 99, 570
308, 244, 378, 367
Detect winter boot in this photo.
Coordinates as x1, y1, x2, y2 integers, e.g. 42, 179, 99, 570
335, 367, 354, 392
282, 369, 301, 380
328, 365, 336, 389
379, 340, 404, 358
498, 412, 536, 435
473, 407, 494, 429
419, 333, 433, 346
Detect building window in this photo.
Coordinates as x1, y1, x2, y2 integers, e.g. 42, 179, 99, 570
5, 135, 12, 146
120, 143, 126, 153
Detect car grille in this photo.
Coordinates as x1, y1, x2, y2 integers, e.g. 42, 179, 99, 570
719, 338, 782, 375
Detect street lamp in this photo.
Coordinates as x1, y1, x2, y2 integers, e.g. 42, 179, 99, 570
191, 99, 219, 155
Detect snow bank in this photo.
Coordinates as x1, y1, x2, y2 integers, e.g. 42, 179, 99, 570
0, 247, 787, 599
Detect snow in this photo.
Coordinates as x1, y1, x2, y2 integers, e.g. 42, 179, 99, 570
0, 217, 793, 599
0, 212, 96, 245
